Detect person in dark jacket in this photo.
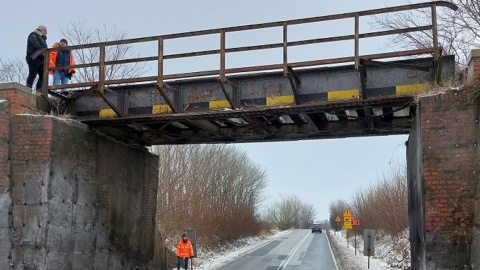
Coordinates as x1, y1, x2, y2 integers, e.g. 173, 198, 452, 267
26, 25, 48, 93
49, 39, 76, 86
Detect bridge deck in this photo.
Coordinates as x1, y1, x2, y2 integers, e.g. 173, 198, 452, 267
40, 1, 457, 145
71, 56, 454, 145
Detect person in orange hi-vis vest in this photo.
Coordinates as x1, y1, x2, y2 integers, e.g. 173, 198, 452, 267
176, 232, 194, 270
49, 38, 75, 86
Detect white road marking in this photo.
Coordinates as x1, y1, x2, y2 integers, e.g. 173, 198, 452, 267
276, 231, 311, 270
326, 231, 340, 270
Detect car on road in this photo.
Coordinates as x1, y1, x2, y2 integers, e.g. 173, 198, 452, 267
312, 223, 322, 233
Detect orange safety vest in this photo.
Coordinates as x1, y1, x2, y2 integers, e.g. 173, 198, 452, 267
176, 238, 194, 258
48, 43, 76, 75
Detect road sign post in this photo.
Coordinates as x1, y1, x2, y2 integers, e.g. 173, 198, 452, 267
335, 216, 341, 235
343, 209, 352, 248
364, 229, 376, 270
351, 219, 360, 255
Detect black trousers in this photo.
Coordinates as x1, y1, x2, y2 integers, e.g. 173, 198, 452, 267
26, 56, 44, 91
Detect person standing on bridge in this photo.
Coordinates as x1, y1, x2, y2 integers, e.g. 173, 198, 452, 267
26, 25, 48, 93
176, 232, 194, 270
49, 39, 76, 86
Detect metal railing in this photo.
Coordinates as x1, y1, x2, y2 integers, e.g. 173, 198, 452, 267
41, 1, 458, 97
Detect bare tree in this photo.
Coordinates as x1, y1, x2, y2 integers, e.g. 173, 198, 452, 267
328, 199, 350, 231
1, 22, 147, 88
350, 163, 408, 237
153, 144, 268, 248
372, 0, 480, 65
59, 20, 148, 83
0, 57, 28, 84
268, 195, 316, 230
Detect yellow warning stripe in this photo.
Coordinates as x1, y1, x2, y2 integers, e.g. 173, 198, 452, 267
266, 95, 295, 105
396, 83, 429, 95
327, 89, 359, 101
152, 104, 172, 114
209, 100, 231, 109
99, 109, 116, 118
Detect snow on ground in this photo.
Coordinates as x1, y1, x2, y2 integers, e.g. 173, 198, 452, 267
328, 230, 390, 270
173, 229, 400, 270
180, 230, 292, 270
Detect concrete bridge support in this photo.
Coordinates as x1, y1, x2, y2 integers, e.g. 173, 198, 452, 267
0, 83, 162, 269
408, 50, 480, 270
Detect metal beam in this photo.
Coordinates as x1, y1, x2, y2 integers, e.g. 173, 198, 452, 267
358, 63, 375, 130
359, 63, 368, 99
300, 112, 321, 133
218, 78, 237, 109
98, 92, 123, 117
155, 83, 177, 113
286, 66, 301, 105
133, 117, 412, 145
361, 59, 431, 71
185, 119, 221, 137
72, 86, 97, 102
242, 116, 270, 135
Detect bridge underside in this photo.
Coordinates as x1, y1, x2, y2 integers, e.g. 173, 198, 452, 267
65, 56, 454, 145
82, 96, 414, 145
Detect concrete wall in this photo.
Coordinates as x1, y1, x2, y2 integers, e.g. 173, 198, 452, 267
0, 83, 161, 269
406, 102, 426, 270
408, 89, 479, 270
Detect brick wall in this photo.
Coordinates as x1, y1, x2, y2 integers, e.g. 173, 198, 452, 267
467, 49, 480, 83
0, 84, 162, 269
0, 83, 39, 115
408, 90, 478, 269
471, 48, 480, 270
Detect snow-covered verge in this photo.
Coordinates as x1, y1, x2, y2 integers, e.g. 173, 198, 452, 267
328, 230, 410, 270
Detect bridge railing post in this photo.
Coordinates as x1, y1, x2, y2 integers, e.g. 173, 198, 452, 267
98, 44, 106, 93
430, 2, 441, 84
220, 29, 226, 82
41, 50, 50, 96
283, 22, 288, 76
354, 14, 360, 70
158, 37, 164, 88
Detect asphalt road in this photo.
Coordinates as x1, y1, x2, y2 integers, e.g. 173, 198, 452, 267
217, 229, 338, 270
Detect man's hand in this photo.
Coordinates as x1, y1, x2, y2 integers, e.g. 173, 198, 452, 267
67, 70, 75, 80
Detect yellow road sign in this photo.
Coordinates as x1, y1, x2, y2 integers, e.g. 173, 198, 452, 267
335, 216, 341, 222
343, 209, 352, 229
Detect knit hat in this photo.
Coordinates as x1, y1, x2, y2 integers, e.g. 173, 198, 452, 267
182, 232, 187, 237
60, 39, 68, 45
37, 25, 47, 31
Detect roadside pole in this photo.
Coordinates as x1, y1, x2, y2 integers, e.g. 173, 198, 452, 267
351, 219, 360, 255
354, 227, 357, 255
335, 216, 341, 235
363, 229, 376, 270
342, 210, 352, 248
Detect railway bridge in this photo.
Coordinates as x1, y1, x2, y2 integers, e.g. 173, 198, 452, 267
1, 1, 479, 269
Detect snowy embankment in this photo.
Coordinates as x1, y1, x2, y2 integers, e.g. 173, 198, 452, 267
328, 229, 410, 270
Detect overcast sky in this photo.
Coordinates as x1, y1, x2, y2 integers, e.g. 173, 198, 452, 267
1, 0, 419, 220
